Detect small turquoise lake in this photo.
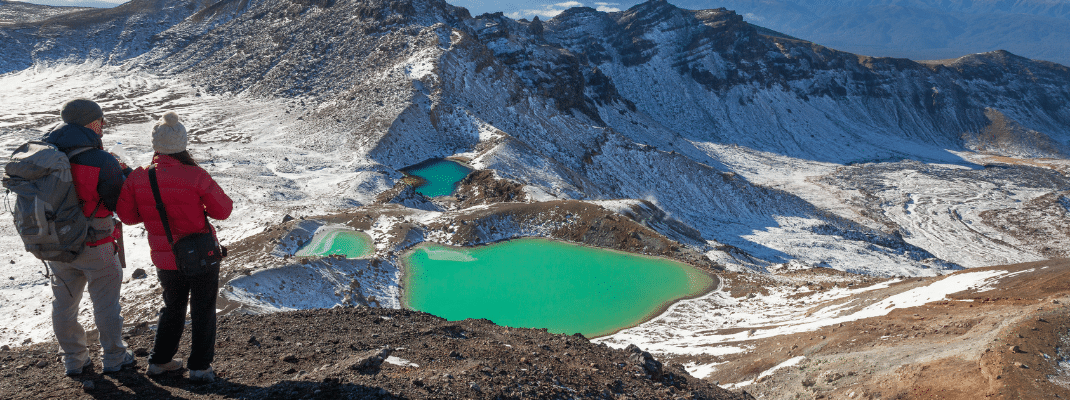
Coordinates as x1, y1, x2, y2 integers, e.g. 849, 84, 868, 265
401, 238, 714, 337
295, 228, 375, 259
401, 159, 472, 197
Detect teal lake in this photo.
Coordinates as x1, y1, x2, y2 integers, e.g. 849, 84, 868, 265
295, 228, 375, 259
401, 238, 714, 337
402, 159, 472, 197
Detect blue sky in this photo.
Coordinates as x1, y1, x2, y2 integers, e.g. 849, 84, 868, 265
20, 0, 637, 19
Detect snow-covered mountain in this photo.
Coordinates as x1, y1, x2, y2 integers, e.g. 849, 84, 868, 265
0, 0, 218, 72
1, 0, 1070, 375
672, 0, 1070, 66
4, 0, 1070, 275
116, 0, 1070, 272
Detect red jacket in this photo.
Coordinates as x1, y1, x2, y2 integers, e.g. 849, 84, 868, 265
116, 154, 233, 270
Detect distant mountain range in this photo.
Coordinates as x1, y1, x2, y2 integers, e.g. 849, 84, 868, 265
0, 0, 91, 23
673, 0, 1070, 66
7, 0, 1069, 65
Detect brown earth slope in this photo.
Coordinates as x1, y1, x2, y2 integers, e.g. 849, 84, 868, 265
0, 307, 753, 400
706, 259, 1070, 399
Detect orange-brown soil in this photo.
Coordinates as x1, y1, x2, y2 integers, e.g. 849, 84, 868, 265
704, 260, 1070, 399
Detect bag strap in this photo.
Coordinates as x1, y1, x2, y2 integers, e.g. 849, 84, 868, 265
86, 199, 103, 219
148, 165, 177, 247
66, 146, 94, 159
149, 165, 215, 244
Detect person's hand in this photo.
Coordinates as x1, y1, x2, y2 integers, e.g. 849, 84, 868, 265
109, 152, 129, 170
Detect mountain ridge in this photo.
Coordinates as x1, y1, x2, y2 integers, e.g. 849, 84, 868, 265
3, 0, 1069, 274
672, 0, 1070, 66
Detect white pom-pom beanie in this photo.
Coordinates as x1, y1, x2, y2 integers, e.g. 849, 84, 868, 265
152, 111, 188, 154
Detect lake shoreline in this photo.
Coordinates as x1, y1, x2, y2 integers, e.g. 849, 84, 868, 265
294, 226, 376, 259
398, 237, 720, 338
400, 158, 474, 198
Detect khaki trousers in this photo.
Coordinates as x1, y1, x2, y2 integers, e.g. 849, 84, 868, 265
48, 242, 127, 371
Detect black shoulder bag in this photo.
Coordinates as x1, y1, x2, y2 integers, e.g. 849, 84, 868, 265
148, 165, 225, 277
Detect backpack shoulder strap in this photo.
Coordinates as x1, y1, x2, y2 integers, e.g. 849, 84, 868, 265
65, 146, 95, 162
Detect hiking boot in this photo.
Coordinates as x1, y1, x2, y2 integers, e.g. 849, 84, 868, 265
189, 366, 215, 383
102, 350, 136, 373
65, 357, 92, 376
146, 359, 183, 376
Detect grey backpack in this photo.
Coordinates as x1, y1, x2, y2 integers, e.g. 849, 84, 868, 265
2, 141, 95, 263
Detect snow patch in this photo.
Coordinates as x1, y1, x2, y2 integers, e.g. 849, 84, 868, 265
724, 356, 806, 389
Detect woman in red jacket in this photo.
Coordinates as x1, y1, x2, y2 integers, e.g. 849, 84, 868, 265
116, 112, 233, 383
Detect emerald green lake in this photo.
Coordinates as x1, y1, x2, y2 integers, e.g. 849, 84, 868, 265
295, 228, 375, 259
402, 159, 472, 197
402, 238, 714, 337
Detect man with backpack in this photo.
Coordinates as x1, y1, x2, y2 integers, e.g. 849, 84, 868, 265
36, 99, 134, 375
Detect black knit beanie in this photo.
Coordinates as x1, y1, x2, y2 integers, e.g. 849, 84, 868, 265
61, 99, 103, 127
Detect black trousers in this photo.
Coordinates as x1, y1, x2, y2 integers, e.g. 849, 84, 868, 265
148, 267, 219, 371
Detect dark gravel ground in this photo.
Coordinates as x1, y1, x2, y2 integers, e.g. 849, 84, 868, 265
0, 307, 754, 399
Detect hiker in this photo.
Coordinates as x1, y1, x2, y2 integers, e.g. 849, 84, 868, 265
116, 111, 232, 382
40, 99, 135, 375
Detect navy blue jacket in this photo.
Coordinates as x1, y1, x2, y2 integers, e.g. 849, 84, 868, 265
42, 123, 129, 216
